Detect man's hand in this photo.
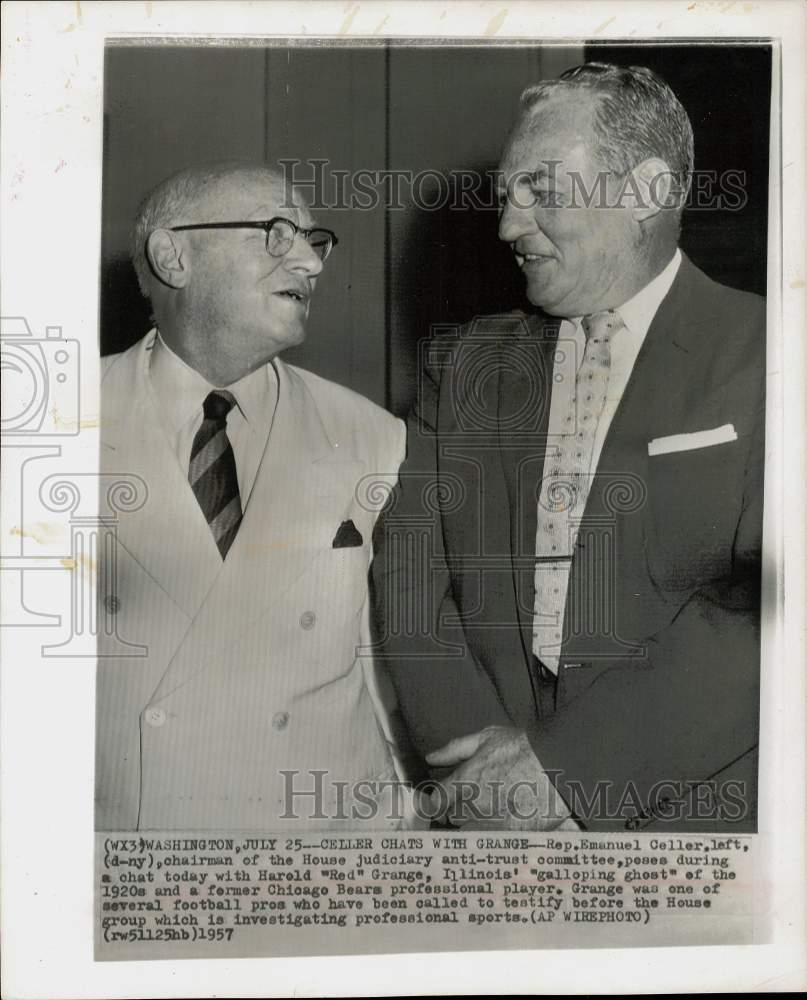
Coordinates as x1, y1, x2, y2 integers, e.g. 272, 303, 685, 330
426, 725, 577, 830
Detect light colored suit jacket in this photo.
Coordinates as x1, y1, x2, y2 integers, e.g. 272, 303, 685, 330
96, 330, 406, 831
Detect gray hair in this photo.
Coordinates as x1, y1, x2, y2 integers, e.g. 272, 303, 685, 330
518, 62, 694, 207
130, 161, 286, 297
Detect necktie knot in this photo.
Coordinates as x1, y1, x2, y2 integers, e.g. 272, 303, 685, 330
582, 309, 619, 345
203, 390, 236, 423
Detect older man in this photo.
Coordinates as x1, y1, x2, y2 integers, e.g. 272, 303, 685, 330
96, 162, 406, 830
373, 63, 765, 831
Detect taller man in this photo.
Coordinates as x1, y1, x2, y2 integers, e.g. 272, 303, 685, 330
96, 162, 406, 830
373, 63, 765, 832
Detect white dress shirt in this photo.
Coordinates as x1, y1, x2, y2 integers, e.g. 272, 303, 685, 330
535, 249, 682, 668
548, 248, 682, 474
149, 332, 278, 509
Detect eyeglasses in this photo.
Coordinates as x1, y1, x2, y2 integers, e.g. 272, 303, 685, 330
170, 217, 339, 262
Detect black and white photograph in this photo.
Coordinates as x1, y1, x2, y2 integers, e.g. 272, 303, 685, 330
2, 1, 805, 995
97, 37, 770, 836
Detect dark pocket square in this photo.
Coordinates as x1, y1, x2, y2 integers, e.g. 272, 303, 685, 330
332, 519, 363, 548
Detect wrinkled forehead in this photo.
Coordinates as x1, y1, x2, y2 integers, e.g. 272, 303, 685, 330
195, 170, 314, 225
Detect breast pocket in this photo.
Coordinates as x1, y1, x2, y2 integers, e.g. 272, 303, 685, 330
644, 440, 744, 592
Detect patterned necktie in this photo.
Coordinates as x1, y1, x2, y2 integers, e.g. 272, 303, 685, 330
532, 310, 620, 672
189, 390, 243, 559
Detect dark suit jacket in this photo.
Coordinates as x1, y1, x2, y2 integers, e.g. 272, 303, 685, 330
373, 254, 765, 831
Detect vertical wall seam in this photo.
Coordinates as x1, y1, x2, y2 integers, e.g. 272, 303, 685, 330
263, 47, 271, 162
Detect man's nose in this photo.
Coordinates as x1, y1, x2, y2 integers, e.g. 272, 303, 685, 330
498, 197, 538, 244
285, 235, 324, 276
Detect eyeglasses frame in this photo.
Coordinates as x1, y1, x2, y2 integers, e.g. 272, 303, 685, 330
169, 216, 339, 261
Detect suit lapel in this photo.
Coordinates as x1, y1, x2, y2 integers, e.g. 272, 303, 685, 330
495, 257, 708, 679
149, 358, 361, 702
100, 332, 223, 619
561, 254, 710, 661
206, 356, 356, 602
498, 313, 560, 670
593, 253, 704, 453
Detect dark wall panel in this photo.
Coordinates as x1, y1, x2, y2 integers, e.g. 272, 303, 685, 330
386, 45, 583, 414
101, 46, 267, 355
263, 47, 387, 403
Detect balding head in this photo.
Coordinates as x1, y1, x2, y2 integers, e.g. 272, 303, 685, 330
131, 161, 293, 297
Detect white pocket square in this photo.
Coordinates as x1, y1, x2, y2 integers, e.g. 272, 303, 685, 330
647, 423, 737, 456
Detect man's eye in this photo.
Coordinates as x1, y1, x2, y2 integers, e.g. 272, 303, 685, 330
532, 188, 563, 208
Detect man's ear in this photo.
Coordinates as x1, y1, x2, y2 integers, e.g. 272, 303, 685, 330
146, 229, 190, 289
630, 157, 676, 223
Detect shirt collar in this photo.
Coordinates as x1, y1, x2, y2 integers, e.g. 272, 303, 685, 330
562, 248, 682, 342
149, 331, 275, 434
615, 247, 682, 339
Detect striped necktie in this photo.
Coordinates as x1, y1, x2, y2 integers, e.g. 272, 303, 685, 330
189, 390, 243, 559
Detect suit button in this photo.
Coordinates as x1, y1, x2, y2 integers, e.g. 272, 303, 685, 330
144, 706, 166, 728
104, 595, 121, 614
299, 610, 316, 630
272, 711, 289, 731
